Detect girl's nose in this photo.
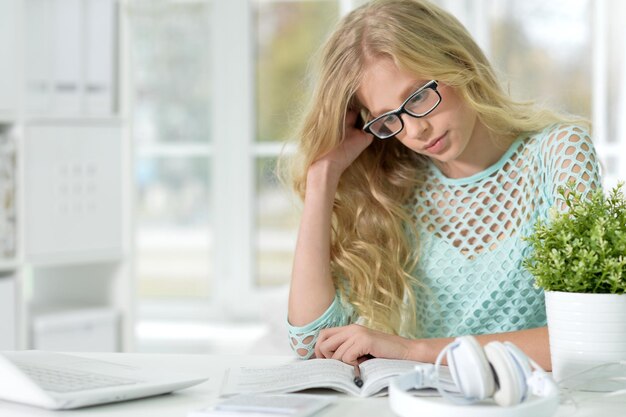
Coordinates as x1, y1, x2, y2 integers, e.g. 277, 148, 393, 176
399, 114, 430, 141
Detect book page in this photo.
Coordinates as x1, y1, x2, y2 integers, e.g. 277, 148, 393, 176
222, 359, 360, 396
360, 359, 455, 397
359, 359, 424, 396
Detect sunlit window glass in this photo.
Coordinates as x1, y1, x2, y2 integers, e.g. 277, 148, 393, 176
607, 0, 626, 145
129, 1, 213, 304
255, 0, 339, 143
489, 0, 592, 118
129, 1, 211, 144
254, 1, 340, 286
255, 157, 299, 286
136, 157, 211, 299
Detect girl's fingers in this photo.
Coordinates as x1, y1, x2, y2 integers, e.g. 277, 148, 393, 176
314, 326, 344, 358
341, 130, 374, 160
341, 343, 365, 365
317, 330, 351, 359
310, 110, 373, 177
331, 337, 355, 361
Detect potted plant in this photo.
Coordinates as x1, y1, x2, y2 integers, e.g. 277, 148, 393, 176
524, 183, 626, 382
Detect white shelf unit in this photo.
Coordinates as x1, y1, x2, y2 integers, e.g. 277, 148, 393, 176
0, 0, 18, 120
0, 0, 132, 352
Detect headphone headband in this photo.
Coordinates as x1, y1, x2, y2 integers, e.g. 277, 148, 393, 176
388, 337, 559, 417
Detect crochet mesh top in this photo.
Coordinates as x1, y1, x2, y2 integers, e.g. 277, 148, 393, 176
288, 124, 602, 359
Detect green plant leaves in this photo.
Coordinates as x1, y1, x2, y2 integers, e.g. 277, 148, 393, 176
523, 183, 626, 293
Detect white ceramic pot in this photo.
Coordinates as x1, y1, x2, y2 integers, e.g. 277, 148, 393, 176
545, 291, 626, 383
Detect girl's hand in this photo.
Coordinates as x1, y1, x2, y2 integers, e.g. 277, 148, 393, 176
309, 110, 374, 182
314, 324, 415, 365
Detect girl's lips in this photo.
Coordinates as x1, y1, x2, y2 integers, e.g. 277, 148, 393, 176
424, 132, 447, 153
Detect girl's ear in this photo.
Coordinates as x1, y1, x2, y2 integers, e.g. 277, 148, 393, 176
354, 111, 365, 130
354, 108, 370, 130
347, 96, 368, 130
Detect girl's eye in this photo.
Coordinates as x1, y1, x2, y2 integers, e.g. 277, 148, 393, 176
383, 115, 397, 125
408, 92, 426, 104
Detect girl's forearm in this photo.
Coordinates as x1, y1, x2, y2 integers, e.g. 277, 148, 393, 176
288, 163, 341, 326
409, 326, 551, 370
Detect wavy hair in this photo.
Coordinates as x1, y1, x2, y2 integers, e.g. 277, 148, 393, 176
280, 0, 581, 338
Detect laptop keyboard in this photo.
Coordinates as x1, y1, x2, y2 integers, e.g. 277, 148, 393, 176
17, 363, 141, 393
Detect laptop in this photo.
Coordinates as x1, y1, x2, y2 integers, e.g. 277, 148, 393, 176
0, 350, 209, 410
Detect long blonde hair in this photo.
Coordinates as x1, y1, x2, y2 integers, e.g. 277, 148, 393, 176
281, 0, 579, 338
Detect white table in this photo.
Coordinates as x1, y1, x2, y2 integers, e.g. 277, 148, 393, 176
0, 353, 623, 417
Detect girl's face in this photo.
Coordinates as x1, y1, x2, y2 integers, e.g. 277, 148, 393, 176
357, 58, 484, 166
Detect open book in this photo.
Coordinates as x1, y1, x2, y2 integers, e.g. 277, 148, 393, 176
223, 358, 449, 398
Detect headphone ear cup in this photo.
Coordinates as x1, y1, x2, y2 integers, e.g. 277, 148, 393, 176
484, 342, 525, 406
448, 336, 495, 400
504, 342, 533, 379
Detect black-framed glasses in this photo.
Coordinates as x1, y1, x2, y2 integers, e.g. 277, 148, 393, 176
363, 80, 441, 140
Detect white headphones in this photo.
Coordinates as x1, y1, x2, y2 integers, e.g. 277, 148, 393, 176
389, 336, 560, 417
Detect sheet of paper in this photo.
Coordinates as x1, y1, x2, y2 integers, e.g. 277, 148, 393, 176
222, 359, 356, 396
359, 359, 421, 396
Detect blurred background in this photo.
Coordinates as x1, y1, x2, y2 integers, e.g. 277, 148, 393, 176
0, 0, 624, 356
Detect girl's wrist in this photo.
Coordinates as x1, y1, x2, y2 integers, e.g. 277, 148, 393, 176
307, 161, 341, 192
406, 338, 428, 362
406, 338, 439, 363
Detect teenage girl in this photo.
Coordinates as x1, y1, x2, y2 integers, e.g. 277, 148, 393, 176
283, 0, 601, 369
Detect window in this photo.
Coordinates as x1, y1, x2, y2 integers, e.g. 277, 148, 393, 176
128, 0, 343, 352
603, 0, 626, 185
254, 0, 340, 286
128, 1, 214, 326
488, 1, 592, 118
126, 0, 626, 353
135, 157, 211, 299
437, 0, 623, 187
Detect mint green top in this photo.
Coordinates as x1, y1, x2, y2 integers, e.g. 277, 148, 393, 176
288, 124, 602, 358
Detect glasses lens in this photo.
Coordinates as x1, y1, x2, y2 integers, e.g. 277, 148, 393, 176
405, 88, 440, 117
369, 114, 402, 138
